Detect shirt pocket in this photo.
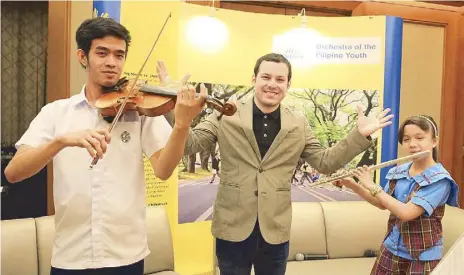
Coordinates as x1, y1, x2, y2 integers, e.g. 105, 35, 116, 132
274, 182, 291, 228
216, 182, 240, 211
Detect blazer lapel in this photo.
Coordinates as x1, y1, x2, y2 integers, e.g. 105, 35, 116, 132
261, 106, 291, 163
238, 95, 261, 159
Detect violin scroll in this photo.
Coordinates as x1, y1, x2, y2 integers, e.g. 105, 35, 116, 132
205, 96, 237, 117
222, 102, 237, 116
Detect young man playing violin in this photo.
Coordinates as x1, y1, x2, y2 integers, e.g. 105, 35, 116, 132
4, 17, 206, 275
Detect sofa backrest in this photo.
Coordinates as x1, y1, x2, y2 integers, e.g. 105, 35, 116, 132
320, 201, 390, 258
144, 206, 175, 274
1, 206, 174, 275
440, 205, 464, 253
1, 218, 39, 275
288, 202, 327, 260
289, 201, 464, 260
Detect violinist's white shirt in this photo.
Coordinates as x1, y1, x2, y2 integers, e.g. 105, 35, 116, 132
15, 85, 173, 269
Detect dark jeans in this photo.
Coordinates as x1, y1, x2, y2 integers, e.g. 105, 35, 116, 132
216, 221, 289, 275
50, 259, 144, 275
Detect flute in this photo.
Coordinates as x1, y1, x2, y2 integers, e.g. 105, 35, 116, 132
310, 150, 431, 187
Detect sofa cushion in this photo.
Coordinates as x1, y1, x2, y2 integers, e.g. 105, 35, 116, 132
320, 201, 390, 258
288, 202, 327, 260
1, 218, 39, 275
34, 207, 178, 275
441, 205, 464, 254
431, 232, 464, 275
35, 215, 55, 275
144, 206, 176, 274
285, 258, 376, 275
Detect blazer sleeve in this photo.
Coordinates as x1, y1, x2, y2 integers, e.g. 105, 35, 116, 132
184, 111, 219, 156
300, 121, 373, 174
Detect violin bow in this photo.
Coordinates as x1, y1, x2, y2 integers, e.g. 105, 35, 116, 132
89, 12, 172, 169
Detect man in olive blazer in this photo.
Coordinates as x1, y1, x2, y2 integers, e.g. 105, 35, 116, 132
178, 53, 393, 275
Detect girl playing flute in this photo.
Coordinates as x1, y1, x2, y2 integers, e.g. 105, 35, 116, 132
335, 115, 460, 275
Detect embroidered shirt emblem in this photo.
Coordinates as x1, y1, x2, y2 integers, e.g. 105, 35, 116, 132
120, 131, 131, 143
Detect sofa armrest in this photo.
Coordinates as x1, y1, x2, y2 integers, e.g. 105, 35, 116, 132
431, 233, 464, 274
442, 205, 464, 254
1, 218, 39, 275
35, 215, 55, 275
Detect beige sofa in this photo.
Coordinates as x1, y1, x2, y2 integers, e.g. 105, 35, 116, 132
286, 201, 464, 274
213, 201, 464, 275
430, 230, 464, 274
1, 206, 178, 275
3, 201, 463, 275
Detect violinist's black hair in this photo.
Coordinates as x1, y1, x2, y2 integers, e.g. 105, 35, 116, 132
76, 17, 131, 66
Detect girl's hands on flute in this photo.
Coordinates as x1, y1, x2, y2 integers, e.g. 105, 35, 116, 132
352, 165, 376, 190
333, 177, 358, 190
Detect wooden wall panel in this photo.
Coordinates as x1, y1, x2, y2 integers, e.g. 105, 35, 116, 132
185, 0, 220, 8
220, 1, 351, 16
456, 14, 464, 206
46, 1, 72, 215
47, 1, 71, 103
220, 2, 286, 15
423, 1, 464, 8
284, 8, 348, 17
185, 0, 352, 16
266, 1, 361, 13
396, 23, 444, 156
220, 2, 344, 16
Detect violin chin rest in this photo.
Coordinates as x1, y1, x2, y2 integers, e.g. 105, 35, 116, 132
102, 116, 115, 123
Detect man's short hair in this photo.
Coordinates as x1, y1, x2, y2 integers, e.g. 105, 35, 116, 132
253, 53, 292, 81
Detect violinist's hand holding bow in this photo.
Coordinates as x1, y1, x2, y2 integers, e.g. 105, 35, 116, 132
174, 84, 208, 129
57, 129, 111, 159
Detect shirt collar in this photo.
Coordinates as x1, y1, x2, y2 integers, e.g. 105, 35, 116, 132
70, 84, 90, 107
385, 161, 460, 207
386, 161, 455, 186
252, 97, 280, 119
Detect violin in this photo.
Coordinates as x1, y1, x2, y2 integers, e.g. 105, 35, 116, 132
90, 12, 235, 169
94, 77, 237, 123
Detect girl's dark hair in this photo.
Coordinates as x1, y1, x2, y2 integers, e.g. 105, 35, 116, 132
398, 115, 438, 161
76, 17, 131, 58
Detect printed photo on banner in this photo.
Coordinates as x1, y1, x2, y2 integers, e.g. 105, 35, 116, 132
177, 82, 380, 224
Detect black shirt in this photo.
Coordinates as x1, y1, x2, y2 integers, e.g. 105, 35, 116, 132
252, 100, 281, 159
